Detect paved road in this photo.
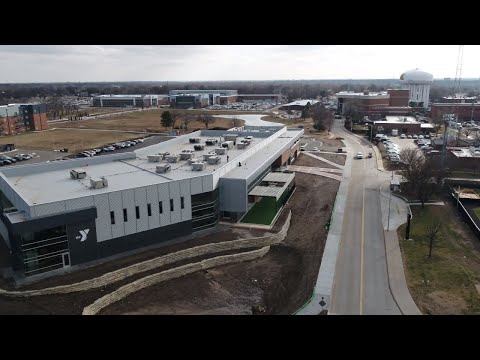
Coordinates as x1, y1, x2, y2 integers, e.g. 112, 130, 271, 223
329, 121, 401, 315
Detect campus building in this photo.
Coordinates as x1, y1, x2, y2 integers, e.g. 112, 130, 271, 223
336, 89, 411, 118
169, 90, 282, 107
93, 95, 160, 108
0, 125, 302, 280
0, 103, 48, 136
373, 116, 434, 135
430, 102, 480, 122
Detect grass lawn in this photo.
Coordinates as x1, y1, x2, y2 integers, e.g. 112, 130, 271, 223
240, 198, 277, 225
398, 205, 480, 314
0, 129, 141, 152
475, 208, 480, 220
87, 107, 128, 115
56, 109, 244, 133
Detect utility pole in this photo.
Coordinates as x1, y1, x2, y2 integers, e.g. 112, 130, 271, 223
457, 185, 461, 209
441, 114, 450, 171
387, 171, 393, 231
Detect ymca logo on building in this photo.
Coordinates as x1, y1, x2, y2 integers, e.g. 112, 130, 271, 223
75, 229, 90, 242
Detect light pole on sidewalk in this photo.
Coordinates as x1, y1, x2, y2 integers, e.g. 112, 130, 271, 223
387, 171, 393, 231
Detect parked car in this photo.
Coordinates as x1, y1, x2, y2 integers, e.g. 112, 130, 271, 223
412, 134, 418, 139
13, 154, 25, 161
21, 154, 32, 160
76, 152, 90, 158
312, 147, 319, 151
93, 148, 102, 154
418, 135, 424, 139
0, 158, 12, 165
400, 134, 406, 139
103, 146, 115, 152
407, 134, 412, 139
135, 138, 145, 143
424, 134, 430, 139
0, 155, 16, 163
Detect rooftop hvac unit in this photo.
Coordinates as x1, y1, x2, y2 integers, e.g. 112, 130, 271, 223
189, 137, 201, 143
205, 138, 218, 146
237, 142, 246, 149
188, 157, 202, 165
191, 162, 207, 171
180, 152, 194, 160
202, 152, 216, 161
215, 147, 226, 155
90, 177, 108, 189
208, 156, 221, 165
70, 168, 86, 179
241, 139, 251, 145
221, 141, 234, 149
193, 144, 205, 151
147, 155, 162, 162
165, 154, 180, 163
156, 164, 171, 173
224, 134, 239, 141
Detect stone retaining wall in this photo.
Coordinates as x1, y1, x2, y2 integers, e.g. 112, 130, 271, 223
0, 211, 291, 298
83, 246, 270, 315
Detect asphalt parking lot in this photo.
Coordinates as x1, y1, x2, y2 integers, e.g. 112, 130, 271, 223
299, 137, 323, 152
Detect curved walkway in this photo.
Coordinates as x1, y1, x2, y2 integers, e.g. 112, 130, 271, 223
304, 152, 344, 169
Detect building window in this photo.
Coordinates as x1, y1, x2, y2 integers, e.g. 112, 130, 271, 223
147, 203, 152, 216
170, 199, 174, 211
136, 206, 140, 219
181, 197, 184, 209
110, 211, 115, 225
123, 208, 128, 222
159, 201, 163, 214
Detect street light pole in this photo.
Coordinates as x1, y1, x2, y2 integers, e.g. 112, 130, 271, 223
387, 171, 393, 231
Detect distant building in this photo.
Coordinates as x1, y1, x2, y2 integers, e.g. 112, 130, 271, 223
336, 89, 410, 118
0, 103, 48, 136
93, 95, 159, 108
400, 68, 434, 109
169, 90, 282, 107
373, 116, 428, 135
430, 102, 480, 122
279, 99, 320, 112
170, 94, 210, 109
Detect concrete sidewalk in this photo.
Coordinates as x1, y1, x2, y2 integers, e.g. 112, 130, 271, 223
379, 188, 422, 315
303, 152, 344, 169
296, 139, 352, 315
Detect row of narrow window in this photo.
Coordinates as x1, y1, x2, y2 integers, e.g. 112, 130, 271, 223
110, 197, 185, 224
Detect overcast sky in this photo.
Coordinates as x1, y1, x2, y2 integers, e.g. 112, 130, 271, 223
0, 45, 478, 83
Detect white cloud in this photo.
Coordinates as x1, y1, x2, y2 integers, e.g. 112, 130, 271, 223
0, 45, 478, 82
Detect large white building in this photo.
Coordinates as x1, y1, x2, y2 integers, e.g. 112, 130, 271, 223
400, 69, 434, 109
0, 126, 302, 281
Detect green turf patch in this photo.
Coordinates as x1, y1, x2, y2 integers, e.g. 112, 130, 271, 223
475, 207, 480, 220
240, 197, 277, 225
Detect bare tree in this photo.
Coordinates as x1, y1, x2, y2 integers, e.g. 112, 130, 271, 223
198, 113, 214, 129
426, 219, 442, 258
399, 148, 443, 207
311, 105, 332, 131
171, 111, 181, 129
343, 101, 361, 123
431, 114, 444, 134
232, 116, 242, 128
182, 113, 192, 132
462, 127, 473, 140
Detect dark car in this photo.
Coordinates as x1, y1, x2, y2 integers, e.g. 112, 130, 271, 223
0, 155, 16, 164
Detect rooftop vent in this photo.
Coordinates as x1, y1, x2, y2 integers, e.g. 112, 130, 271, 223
188, 157, 202, 165
90, 177, 108, 189
189, 137, 201, 143
215, 147, 226, 155
147, 155, 162, 162
205, 139, 218, 146
180, 151, 194, 160
193, 144, 205, 151
208, 156, 221, 165
165, 154, 180, 163
156, 164, 171, 173
191, 162, 207, 171
70, 169, 86, 179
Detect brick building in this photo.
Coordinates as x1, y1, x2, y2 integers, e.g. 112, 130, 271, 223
0, 103, 48, 136
430, 103, 480, 122
336, 89, 411, 118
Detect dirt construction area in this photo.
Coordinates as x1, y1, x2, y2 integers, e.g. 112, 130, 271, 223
0, 154, 340, 315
